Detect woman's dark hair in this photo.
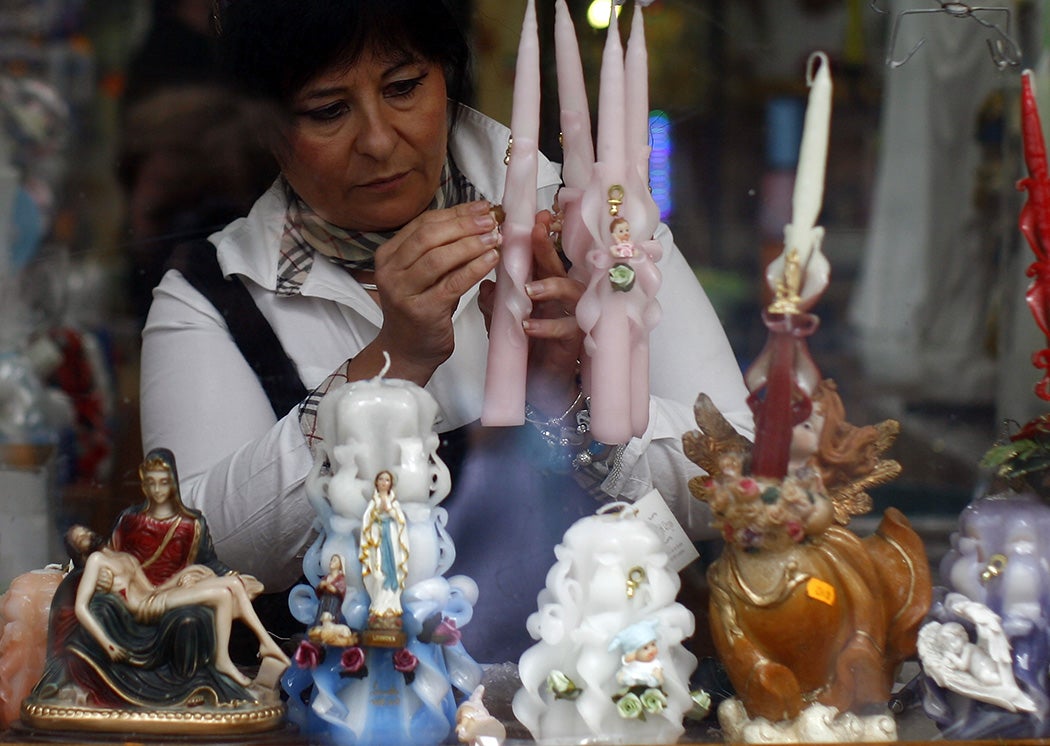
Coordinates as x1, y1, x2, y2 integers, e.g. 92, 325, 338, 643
215, 0, 472, 111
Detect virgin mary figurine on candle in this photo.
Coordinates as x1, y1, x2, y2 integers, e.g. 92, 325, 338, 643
360, 470, 409, 631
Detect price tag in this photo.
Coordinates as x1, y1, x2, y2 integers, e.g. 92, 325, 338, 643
806, 577, 836, 606
633, 489, 700, 572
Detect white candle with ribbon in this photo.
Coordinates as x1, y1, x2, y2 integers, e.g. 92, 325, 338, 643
482, 0, 540, 426
766, 51, 831, 310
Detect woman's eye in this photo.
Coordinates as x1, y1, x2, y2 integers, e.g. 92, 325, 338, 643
302, 101, 348, 122
385, 75, 426, 99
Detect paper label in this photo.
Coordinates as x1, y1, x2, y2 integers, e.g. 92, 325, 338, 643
633, 489, 700, 572
806, 577, 836, 606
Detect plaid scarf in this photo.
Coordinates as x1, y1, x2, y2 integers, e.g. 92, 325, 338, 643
276, 159, 480, 296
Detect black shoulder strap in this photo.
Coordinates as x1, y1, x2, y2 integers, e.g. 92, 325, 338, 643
166, 239, 309, 417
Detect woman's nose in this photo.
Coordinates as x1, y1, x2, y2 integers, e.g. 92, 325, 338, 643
354, 108, 398, 160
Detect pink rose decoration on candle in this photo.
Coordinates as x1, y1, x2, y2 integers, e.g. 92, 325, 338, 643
393, 648, 418, 673
340, 646, 367, 678
294, 640, 323, 669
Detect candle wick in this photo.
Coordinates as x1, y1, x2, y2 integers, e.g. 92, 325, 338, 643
378, 351, 392, 380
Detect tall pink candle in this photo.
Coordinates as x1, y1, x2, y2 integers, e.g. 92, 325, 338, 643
584, 3, 628, 444
595, 3, 625, 177
625, 2, 650, 188
555, 0, 593, 191
482, 0, 540, 426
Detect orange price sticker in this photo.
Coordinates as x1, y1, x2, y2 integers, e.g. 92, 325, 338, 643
806, 578, 835, 606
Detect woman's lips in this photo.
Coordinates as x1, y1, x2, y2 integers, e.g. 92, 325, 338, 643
359, 172, 409, 192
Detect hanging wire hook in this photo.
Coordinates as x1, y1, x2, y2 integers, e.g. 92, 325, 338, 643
871, 1, 1021, 69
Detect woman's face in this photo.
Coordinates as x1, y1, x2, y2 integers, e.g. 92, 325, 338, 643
279, 50, 449, 232
376, 471, 393, 493
142, 468, 174, 506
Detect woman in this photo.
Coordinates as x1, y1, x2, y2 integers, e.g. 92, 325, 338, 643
140, 0, 752, 661
359, 470, 410, 627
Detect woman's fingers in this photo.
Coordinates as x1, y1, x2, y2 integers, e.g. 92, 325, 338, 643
531, 211, 566, 279
522, 315, 579, 339
380, 200, 496, 270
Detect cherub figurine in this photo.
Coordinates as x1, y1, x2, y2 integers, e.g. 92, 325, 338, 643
359, 470, 409, 638
688, 379, 901, 526
919, 593, 1037, 714
609, 216, 636, 259
610, 620, 665, 691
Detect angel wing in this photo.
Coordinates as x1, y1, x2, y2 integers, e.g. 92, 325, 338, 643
682, 393, 752, 478
827, 419, 902, 525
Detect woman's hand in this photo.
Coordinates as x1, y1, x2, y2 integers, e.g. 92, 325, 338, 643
361, 200, 501, 385
479, 210, 585, 418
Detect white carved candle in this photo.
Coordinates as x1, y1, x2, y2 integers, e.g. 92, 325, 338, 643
766, 51, 832, 310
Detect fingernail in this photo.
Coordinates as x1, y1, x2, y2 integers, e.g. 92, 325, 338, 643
485, 248, 500, 263
469, 200, 491, 214
475, 214, 496, 230
522, 319, 532, 331
525, 281, 542, 297
481, 229, 502, 247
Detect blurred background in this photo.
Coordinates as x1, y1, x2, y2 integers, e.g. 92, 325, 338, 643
0, 0, 1045, 583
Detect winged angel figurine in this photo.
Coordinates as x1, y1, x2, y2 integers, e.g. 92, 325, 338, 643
684, 384, 930, 743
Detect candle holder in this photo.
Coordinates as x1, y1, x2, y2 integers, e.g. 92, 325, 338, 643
281, 366, 482, 745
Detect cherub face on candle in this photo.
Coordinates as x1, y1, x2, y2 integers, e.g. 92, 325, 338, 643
609, 216, 635, 258
788, 402, 826, 472
630, 640, 659, 663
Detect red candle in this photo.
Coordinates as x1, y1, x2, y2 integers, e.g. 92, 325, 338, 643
1017, 70, 1050, 401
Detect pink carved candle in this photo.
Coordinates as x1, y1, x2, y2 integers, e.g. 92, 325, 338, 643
575, 1, 662, 444
554, 0, 594, 279
481, 0, 540, 426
